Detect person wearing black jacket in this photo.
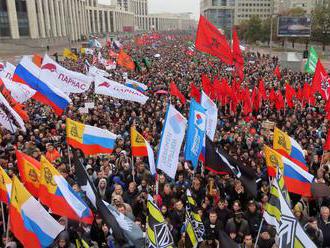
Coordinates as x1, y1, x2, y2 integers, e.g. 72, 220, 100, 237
244, 200, 262, 238
203, 210, 224, 241
169, 200, 185, 243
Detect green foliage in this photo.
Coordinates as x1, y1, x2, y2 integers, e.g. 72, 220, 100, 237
237, 15, 271, 43
311, 4, 330, 49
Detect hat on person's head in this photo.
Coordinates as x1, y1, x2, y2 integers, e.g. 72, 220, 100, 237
248, 200, 256, 206
86, 165, 93, 171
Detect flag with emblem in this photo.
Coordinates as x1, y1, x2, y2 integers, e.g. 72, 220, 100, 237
9, 176, 64, 248
195, 15, 233, 65
39, 156, 94, 224
130, 127, 156, 175
146, 195, 174, 248
312, 59, 330, 99
185, 189, 204, 246
16, 150, 41, 197
184, 99, 206, 168
0, 166, 11, 204
156, 104, 187, 179
263, 171, 317, 248
66, 118, 117, 156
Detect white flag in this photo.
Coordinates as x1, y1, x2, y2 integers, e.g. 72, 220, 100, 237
88, 66, 110, 79
1, 77, 35, 103
39, 54, 91, 94
94, 76, 148, 104
0, 92, 25, 132
157, 105, 187, 179
0, 62, 16, 81
201, 91, 218, 141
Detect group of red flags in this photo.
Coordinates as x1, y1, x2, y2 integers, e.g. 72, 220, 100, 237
195, 15, 244, 80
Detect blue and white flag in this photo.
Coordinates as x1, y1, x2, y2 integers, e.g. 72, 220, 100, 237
125, 79, 148, 93
184, 99, 206, 168
157, 104, 187, 179
201, 91, 218, 141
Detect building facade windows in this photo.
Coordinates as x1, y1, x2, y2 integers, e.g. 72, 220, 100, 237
15, 0, 29, 36
0, 0, 10, 37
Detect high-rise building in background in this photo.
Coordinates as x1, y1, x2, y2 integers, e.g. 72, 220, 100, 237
200, 0, 272, 34
0, 0, 196, 41
200, 0, 326, 34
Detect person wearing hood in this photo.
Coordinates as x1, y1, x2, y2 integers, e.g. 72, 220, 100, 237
97, 178, 111, 202
53, 231, 75, 248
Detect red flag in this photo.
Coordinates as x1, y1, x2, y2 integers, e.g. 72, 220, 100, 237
274, 65, 281, 80
213, 77, 222, 101
190, 82, 201, 103
268, 89, 276, 103
251, 88, 260, 111
275, 90, 284, 110
312, 59, 329, 99
258, 79, 266, 100
195, 15, 233, 65
170, 81, 186, 104
285, 83, 296, 108
242, 88, 252, 115
232, 28, 244, 66
324, 131, 330, 151
201, 74, 213, 99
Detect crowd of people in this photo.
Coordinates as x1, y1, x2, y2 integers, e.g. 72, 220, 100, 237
1, 32, 330, 248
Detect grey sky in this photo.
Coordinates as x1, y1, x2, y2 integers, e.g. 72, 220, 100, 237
149, 0, 199, 18
98, 0, 200, 19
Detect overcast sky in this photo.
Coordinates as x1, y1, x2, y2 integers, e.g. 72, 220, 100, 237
149, 0, 199, 18
98, 0, 199, 19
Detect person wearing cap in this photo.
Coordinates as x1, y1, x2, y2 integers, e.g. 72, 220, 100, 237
225, 211, 250, 243
256, 225, 275, 248
245, 200, 262, 238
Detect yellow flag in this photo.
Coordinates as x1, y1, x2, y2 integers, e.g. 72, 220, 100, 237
63, 48, 78, 62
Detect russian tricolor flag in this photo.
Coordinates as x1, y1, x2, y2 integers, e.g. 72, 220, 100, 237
10, 176, 64, 248
13, 56, 71, 116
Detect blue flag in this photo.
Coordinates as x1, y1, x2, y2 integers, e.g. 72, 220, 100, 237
184, 99, 207, 168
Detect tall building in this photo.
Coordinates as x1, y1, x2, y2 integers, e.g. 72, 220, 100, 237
0, 0, 195, 41
200, 0, 235, 34
274, 0, 317, 14
200, 0, 272, 34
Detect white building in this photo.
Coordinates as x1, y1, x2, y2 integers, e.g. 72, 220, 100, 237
0, 0, 195, 41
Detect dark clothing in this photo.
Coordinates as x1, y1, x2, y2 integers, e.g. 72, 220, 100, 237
244, 210, 262, 237
204, 220, 223, 240
318, 217, 330, 247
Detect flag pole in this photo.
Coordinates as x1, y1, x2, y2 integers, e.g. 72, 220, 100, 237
1, 202, 6, 233
67, 145, 72, 169
254, 218, 264, 248
5, 215, 10, 244
131, 154, 135, 182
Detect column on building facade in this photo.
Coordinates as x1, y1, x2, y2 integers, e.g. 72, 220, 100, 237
72, 0, 78, 40
35, 0, 46, 38
75, 0, 81, 39
55, 0, 62, 36
79, 1, 84, 36
113, 11, 117, 32
43, 0, 51, 37
6, 0, 19, 38
107, 11, 111, 33
26, 0, 39, 38
59, 0, 66, 37
86, 7, 91, 34
83, 2, 88, 35
91, 8, 95, 34
67, 0, 75, 41
102, 10, 106, 33
48, 0, 57, 37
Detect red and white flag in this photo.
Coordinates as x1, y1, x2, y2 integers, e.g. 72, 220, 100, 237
94, 76, 148, 104
39, 55, 91, 94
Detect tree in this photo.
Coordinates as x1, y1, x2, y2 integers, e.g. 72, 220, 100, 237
311, 4, 330, 51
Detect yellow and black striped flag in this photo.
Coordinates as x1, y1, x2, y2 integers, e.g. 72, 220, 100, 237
185, 189, 204, 248
263, 170, 317, 248
146, 195, 174, 248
